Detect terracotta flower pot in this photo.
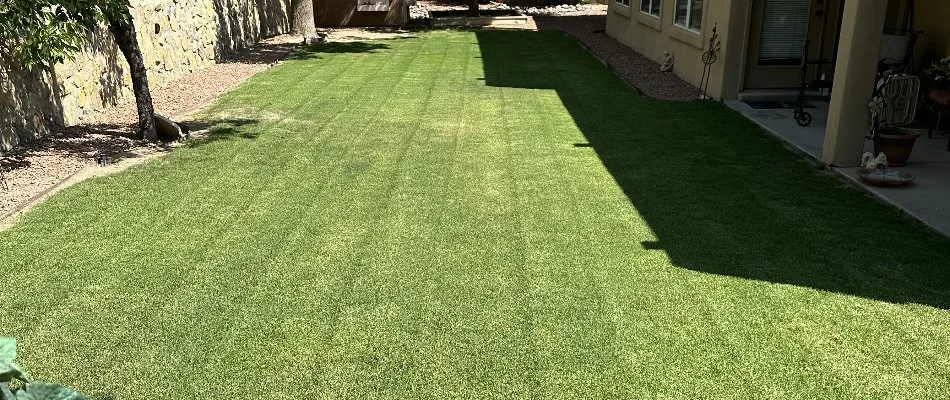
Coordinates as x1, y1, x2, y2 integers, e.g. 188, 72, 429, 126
878, 128, 920, 167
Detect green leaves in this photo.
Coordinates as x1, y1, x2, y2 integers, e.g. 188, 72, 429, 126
0, 339, 84, 399
0, 337, 24, 383
0, 0, 122, 69
13, 383, 87, 400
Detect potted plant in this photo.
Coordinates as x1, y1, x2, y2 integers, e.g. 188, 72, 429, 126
877, 127, 920, 167
868, 74, 923, 166
922, 57, 950, 89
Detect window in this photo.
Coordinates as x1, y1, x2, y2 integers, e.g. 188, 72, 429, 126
616, 0, 630, 8
640, 0, 661, 16
673, 0, 703, 32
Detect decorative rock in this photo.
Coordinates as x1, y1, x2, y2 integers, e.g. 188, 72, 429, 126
155, 114, 188, 142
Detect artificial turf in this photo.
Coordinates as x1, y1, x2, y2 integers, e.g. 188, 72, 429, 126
2, 29, 950, 399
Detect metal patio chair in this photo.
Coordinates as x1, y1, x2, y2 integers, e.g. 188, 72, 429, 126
879, 29, 922, 75
868, 73, 921, 155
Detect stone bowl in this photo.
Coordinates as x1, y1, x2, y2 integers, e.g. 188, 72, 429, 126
857, 168, 915, 186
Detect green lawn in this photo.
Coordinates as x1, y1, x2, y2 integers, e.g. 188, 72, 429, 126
3, 29, 950, 399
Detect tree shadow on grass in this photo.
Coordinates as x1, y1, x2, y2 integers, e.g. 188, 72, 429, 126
290, 41, 393, 61
476, 29, 950, 310
185, 118, 263, 148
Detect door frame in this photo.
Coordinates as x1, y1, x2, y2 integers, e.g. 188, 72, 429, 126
742, 0, 843, 90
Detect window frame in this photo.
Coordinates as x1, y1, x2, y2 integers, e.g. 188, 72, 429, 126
673, 0, 703, 34
639, 0, 661, 17
615, 0, 631, 8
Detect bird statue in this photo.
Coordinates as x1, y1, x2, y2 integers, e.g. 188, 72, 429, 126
861, 152, 889, 170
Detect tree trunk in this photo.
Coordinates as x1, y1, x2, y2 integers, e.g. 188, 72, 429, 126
468, 0, 479, 16
291, 0, 317, 37
108, 12, 156, 141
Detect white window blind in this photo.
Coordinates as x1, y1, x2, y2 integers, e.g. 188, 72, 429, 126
758, 0, 809, 62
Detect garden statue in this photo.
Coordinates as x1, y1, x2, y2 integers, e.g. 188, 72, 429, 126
660, 51, 674, 72
860, 152, 889, 170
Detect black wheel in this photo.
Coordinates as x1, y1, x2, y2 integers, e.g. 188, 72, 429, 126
796, 111, 812, 127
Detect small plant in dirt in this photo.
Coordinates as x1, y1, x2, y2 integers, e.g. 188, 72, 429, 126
0, 337, 86, 400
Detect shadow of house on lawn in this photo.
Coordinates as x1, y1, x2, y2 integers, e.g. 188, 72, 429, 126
476, 29, 950, 310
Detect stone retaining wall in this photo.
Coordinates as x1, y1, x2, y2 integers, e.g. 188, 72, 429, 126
0, 0, 290, 150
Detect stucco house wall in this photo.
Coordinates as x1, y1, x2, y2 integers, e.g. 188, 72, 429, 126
605, 0, 747, 100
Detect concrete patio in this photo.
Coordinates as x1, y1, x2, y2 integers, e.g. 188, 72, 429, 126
728, 100, 950, 236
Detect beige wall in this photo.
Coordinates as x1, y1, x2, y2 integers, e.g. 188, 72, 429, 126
0, 0, 290, 150
910, 2, 950, 71
606, 0, 747, 100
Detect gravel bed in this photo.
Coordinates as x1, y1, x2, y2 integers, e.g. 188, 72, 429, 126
534, 15, 698, 101
410, 5, 430, 20
0, 130, 158, 220
0, 35, 300, 220
520, 4, 607, 16
415, 1, 606, 17
1, 150, 88, 218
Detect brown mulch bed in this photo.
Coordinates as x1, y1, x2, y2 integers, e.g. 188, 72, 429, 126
534, 15, 698, 101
